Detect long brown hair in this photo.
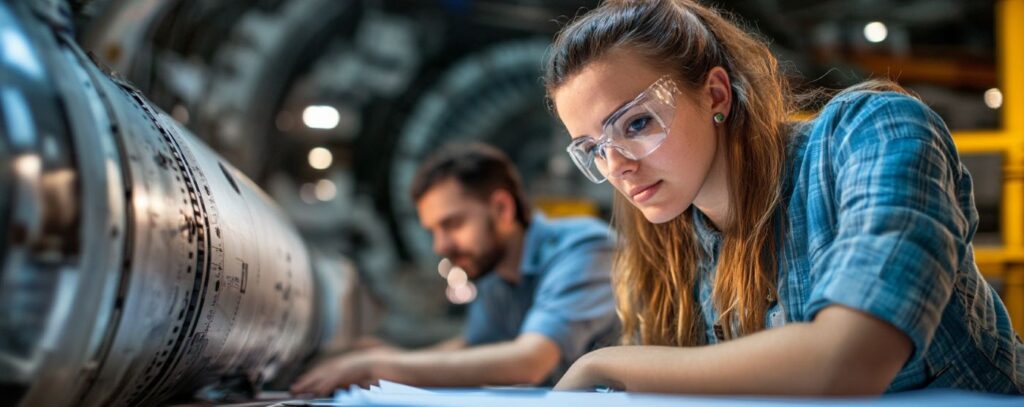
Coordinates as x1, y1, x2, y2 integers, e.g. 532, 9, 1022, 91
544, 0, 792, 346
544, 0, 911, 346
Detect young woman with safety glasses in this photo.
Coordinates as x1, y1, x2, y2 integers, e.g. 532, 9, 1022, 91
545, 0, 1022, 395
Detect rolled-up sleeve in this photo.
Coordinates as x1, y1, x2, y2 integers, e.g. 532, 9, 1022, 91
520, 239, 617, 363
804, 93, 970, 362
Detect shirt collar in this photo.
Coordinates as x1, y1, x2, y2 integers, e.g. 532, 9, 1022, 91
692, 208, 723, 257
519, 212, 548, 276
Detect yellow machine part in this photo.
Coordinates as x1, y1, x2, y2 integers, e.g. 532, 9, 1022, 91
953, 0, 1024, 333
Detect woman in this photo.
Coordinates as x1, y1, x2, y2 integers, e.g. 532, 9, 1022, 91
544, 0, 1023, 395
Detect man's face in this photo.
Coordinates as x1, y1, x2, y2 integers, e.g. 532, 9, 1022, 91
416, 179, 505, 279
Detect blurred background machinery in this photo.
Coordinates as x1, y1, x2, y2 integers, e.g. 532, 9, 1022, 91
67, 0, 1021, 341
2, 1, 1021, 404
0, 0, 364, 405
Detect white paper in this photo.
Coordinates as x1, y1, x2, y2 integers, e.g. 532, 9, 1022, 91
322, 382, 1023, 407
377, 380, 437, 395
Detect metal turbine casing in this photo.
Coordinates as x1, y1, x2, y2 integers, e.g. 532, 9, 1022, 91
0, 2, 320, 405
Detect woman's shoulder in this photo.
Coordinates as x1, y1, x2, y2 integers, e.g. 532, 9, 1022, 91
803, 87, 949, 155
823, 88, 932, 121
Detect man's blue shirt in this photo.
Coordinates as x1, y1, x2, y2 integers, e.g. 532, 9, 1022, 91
463, 213, 618, 383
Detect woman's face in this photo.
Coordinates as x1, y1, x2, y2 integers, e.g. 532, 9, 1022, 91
551, 50, 726, 224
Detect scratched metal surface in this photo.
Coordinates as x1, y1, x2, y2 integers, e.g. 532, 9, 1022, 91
0, 1, 321, 405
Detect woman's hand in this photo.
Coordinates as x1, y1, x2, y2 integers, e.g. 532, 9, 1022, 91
559, 306, 910, 395
554, 348, 623, 391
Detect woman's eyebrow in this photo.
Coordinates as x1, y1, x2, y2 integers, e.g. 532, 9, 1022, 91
601, 97, 635, 127
572, 97, 630, 141
570, 132, 597, 143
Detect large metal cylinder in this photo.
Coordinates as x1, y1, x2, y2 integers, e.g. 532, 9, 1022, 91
0, 1, 333, 405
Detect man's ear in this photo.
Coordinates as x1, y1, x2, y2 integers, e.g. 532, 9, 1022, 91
489, 189, 517, 228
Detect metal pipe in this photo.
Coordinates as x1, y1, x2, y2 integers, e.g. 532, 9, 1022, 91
0, 2, 343, 405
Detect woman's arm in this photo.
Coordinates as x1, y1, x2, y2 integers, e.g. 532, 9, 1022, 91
555, 304, 911, 395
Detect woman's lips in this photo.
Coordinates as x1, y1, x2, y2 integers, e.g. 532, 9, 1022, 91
630, 180, 662, 203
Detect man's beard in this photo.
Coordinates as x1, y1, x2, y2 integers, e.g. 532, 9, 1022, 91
450, 219, 505, 280
468, 243, 504, 281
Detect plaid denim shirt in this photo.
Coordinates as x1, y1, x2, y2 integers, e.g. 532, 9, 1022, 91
693, 90, 1023, 393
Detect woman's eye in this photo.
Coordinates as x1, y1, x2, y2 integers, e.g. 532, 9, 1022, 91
625, 116, 651, 135
579, 141, 606, 160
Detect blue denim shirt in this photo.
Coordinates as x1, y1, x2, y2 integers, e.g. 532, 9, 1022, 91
694, 90, 1023, 393
463, 213, 619, 383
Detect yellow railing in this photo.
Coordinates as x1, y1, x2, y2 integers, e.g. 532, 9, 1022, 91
952, 0, 1024, 332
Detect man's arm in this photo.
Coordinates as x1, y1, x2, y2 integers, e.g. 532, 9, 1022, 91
375, 333, 559, 386
290, 333, 560, 395
424, 335, 466, 352
554, 305, 912, 395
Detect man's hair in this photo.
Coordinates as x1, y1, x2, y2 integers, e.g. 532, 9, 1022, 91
410, 143, 532, 227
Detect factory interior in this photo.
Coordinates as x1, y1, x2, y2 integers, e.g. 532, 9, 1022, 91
2, 0, 1023, 405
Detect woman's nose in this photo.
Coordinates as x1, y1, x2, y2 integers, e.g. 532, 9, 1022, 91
602, 145, 638, 179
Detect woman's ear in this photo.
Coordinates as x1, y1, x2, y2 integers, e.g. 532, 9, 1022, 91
704, 66, 732, 119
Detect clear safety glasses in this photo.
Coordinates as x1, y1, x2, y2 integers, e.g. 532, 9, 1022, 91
565, 75, 680, 183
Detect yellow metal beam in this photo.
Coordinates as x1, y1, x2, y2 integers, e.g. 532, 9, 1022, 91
997, 0, 1024, 332
950, 131, 1018, 153
975, 247, 1024, 264
1002, 0, 1024, 136
951, 0, 1024, 332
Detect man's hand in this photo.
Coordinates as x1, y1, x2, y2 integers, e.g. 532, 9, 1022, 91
290, 333, 560, 392
350, 336, 401, 353
289, 352, 382, 396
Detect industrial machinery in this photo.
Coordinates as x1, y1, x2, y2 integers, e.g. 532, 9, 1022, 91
3, 2, 1015, 405
73, 0, 1001, 271
0, 1, 357, 405
63, 0, 1013, 342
